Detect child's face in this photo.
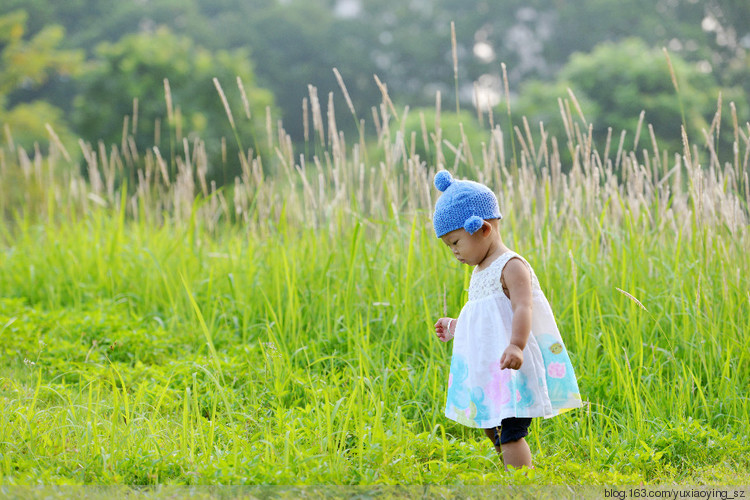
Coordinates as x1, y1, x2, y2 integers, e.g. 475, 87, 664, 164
440, 226, 489, 266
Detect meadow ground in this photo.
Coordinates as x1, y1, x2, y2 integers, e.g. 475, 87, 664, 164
0, 82, 749, 490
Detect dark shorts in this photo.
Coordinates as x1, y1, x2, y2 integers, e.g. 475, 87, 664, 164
488, 417, 532, 446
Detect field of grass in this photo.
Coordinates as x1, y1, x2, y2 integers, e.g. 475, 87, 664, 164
0, 75, 749, 488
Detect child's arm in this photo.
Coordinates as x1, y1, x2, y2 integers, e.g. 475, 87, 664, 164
500, 258, 533, 370
434, 317, 456, 342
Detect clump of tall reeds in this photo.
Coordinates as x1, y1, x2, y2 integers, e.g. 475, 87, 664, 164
1, 70, 748, 241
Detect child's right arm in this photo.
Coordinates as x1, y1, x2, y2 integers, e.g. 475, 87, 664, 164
434, 317, 456, 342
500, 258, 533, 370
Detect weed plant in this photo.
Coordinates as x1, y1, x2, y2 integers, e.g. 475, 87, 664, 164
0, 69, 748, 486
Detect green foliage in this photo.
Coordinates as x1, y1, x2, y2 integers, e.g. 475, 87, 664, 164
0, 10, 82, 154
514, 38, 749, 158
72, 26, 274, 182
216, 0, 381, 142
651, 419, 743, 473
0, 11, 81, 95
1, 102, 77, 154
3, 0, 750, 165
0, 0, 207, 51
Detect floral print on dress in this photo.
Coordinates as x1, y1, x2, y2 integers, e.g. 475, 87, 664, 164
548, 362, 567, 378
486, 361, 512, 405
446, 354, 491, 426
537, 333, 580, 405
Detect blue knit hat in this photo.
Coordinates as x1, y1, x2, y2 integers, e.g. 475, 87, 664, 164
432, 170, 502, 237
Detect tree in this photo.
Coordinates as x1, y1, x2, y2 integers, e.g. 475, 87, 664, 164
0, 10, 82, 154
73, 26, 274, 182
4, 0, 749, 158
198, 0, 382, 143
513, 38, 748, 161
0, 0, 207, 52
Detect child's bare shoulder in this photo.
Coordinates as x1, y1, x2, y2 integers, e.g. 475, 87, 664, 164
501, 256, 531, 286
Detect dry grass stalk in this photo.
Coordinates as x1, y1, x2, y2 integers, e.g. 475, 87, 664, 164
501, 63, 511, 117
308, 85, 326, 147
164, 79, 175, 125
3, 124, 15, 153
333, 68, 357, 120
152, 146, 171, 188
45, 124, 72, 162
237, 77, 252, 120
566, 88, 587, 126
302, 97, 310, 145
373, 74, 399, 124
132, 98, 139, 135
663, 47, 680, 93
266, 106, 274, 154
473, 82, 483, 126
451, 21, 459, 114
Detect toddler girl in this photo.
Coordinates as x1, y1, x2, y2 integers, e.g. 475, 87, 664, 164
432, 170, 582, 470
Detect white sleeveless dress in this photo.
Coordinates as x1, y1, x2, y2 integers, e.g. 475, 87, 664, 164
445, 251, 583, 428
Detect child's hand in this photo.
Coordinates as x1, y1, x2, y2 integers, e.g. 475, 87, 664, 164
500, 344, 524, 370
434, 317, 455, 342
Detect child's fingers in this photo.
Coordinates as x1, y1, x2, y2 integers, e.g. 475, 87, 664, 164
503, 355, 522, 370
500, 352, 522, 370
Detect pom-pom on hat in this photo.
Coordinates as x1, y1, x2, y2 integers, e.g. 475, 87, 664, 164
432, 170, 502, 237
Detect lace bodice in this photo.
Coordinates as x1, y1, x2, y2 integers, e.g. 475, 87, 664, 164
468, 252, 540, 301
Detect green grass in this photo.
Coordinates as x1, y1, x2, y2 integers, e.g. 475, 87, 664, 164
0, 77, 749, 485
0, 205, 747, 485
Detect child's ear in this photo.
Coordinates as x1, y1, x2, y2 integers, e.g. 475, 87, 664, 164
481, 221, 492, 236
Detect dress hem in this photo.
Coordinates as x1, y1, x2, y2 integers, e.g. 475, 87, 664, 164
445, 401, 583, 428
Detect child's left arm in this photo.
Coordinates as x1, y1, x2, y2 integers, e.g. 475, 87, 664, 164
500, 258, 533, 370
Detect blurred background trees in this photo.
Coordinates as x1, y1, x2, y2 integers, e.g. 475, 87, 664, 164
1, 0, 748, 179
513, 38, 748, 156
0, 11, 82, 154
73, 26, 273, 182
